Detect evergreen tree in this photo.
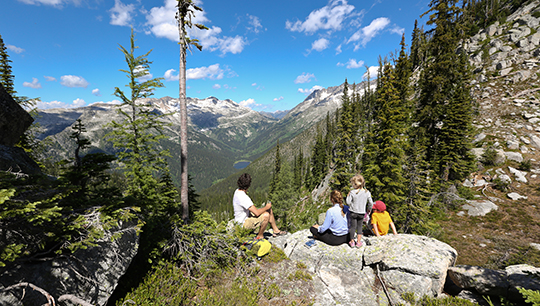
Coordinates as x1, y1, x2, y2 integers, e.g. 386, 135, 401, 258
0, 34, 15, 96
418, 0, 475, 188
106, 28, 173, 217
332, 79, 355, 192
59, 120, 119, 207
435, 51, 475, 183
308, 129, 327, 190
187, 174, 201, 220
410, 20, 422, 71
268, 161, 296, 230
363, 61, 408, 205
270, 140, 281, 194
395, 34, 413, 128
293, 150, 304, 190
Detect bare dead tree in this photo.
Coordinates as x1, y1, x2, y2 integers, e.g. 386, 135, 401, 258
1, 282, 94, 306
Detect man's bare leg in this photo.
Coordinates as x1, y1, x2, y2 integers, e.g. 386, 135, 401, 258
267, 208, 281, 233
256, 212, 270, 239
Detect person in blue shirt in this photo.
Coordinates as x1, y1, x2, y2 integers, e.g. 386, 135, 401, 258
309, 190, 349, 246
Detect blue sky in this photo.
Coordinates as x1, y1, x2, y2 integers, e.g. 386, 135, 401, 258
2, 0, 431, 112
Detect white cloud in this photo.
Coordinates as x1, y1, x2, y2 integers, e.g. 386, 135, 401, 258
335, 44, 342, 54
212, 84, 221, 89
7, 45, 24, 54
60, 75, 89, 88
239, 98, 261, 109
247, 14, 262, 33
92, 88, 101, 96
73, 98, 86, 107
348, 17, 390, 48
273, 96, 284, 102
23, 77, 41, 89
145, 0, 245, 55
286, 0, 355, 34
44, 76, 56, 81
298, 85, 323, 95
164, 69, 179, 81
294, 72, 315, 84
390, 25, 405, 35
311, 38, 329, 51
362, 65, 380, 80
36, 98, 88, 110
217, 36, 245, 54
17, 0, 67, 8
186, 64, 224, 80
109, 0, 136, 26
344, 58, 364, 69
251, 83, 257, 86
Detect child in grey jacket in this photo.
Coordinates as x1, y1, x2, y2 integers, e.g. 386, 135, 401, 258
346, 175, 373, 248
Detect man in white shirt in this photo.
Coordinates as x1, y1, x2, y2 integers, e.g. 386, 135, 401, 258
233, 173, 286, 240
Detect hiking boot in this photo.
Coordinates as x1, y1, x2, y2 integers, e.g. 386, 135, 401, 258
356, 240, 363, 248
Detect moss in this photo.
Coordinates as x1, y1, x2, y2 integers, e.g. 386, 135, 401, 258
400, 292, 478, 305
264, 246, 289, 263
287, 269, 313, 281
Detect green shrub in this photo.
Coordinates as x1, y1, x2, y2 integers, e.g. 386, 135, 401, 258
482, 146, 498, 166
518, 159, 532, 171
519, 288, 540, 306
117, 261, 197, 305
457, 185, 476, 200
492, 177, 510, 191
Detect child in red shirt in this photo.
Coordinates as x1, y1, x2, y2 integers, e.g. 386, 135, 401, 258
371, 201, 397, 236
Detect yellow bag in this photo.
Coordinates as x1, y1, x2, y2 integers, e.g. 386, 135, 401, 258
243, 238, 272, 260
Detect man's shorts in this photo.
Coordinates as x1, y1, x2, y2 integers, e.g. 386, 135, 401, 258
243, 214, 265, 230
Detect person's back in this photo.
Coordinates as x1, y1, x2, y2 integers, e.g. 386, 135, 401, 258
347, 188, 372, 214
346, 175, 373, 248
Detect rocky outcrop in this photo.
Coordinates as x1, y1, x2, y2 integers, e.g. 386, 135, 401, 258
0, 210, 140, 306
448, 264, 540, 303
0, 83, 33, 147
270, 231, 457, 305
0, 145, 41, 175
0, 83, 40, 175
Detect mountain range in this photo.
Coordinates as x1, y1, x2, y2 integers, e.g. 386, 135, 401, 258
35, 81, 373, 190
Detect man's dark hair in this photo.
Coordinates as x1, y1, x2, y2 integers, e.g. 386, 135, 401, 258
237, 173, 252, 190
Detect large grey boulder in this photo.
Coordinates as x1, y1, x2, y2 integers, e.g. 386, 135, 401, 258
0, 83, 33, 147
0, 145, 41, 175
461, 200, 498, 216
270, 231, 457, 306
448, 264, 540, 303
0, 210, 140, 306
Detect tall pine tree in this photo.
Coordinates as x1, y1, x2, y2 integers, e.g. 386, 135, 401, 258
106, 28, 174, 217
363, 60, 408, 205
332, 79, 355, 192
418, 0, 475, 188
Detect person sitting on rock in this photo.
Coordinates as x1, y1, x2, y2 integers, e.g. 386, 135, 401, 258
371, 200, 398, 237
233, 173, 287, 240
310, 190, 349, 246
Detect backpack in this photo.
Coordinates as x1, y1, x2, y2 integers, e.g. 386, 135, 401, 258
243, 238, 272, 260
